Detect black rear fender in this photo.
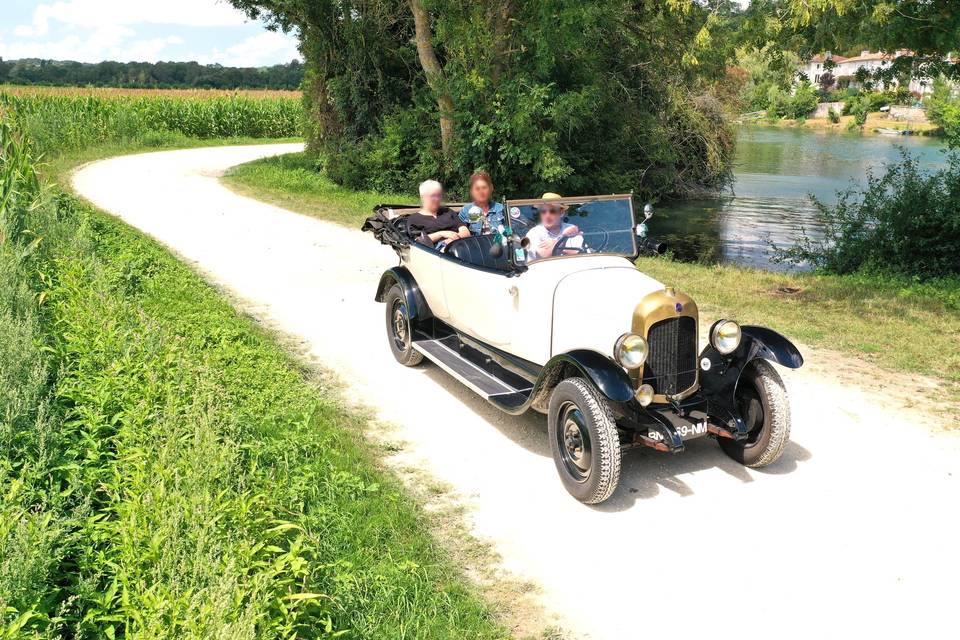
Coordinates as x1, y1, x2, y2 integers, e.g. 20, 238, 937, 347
375, 267, 432, 321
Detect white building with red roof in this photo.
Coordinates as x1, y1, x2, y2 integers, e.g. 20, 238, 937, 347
800, 50, 934, 96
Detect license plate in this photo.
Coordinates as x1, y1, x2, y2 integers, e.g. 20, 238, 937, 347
647, 420, 709, 442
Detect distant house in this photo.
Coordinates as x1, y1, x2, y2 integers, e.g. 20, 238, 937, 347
799, 50, 935, 96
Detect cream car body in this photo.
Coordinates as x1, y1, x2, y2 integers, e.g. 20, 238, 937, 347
367, 194, 804, 504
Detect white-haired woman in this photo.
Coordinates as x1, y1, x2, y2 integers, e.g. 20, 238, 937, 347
407, 179, 469, 249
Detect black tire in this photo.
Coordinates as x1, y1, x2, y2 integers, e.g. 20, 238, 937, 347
719, 359, 790, 468
547, 378, 621, 504
384, 285, 423, 367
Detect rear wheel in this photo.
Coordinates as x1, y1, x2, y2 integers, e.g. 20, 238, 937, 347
384, 285, 423, 367
548, 378, 621, 504
719, 359, 790, 468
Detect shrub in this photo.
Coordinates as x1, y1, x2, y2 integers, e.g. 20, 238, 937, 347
927, 78, 960, 147
827, 107, 841, 124
773, 151, 960, 279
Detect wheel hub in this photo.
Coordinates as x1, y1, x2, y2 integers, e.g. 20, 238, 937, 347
557, 403, 592, 481
393, 309, 406, 341
391, 301, 410, 351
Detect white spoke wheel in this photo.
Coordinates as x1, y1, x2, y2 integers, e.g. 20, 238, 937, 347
548, 378, 621, 504
384, 285, 423, 367
719, 359, 790, 468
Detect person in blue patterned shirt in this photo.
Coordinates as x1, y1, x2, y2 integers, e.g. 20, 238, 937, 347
459, 171, 505, 236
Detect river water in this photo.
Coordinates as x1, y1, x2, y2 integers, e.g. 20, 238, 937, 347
656, 126, 948, 270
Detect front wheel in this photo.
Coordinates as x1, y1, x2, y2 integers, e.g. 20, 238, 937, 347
547, 378, 622, 504
384, 285, 423, 367
718, 359, 790, 468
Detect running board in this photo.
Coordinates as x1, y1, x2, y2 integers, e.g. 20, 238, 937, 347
414, 339, 531, 400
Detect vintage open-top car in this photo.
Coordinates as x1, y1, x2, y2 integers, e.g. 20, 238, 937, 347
362, 194, 803, 504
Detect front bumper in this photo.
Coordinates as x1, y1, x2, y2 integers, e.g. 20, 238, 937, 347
623, 392, 749, 453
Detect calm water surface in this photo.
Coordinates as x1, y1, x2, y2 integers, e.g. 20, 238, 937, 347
657, 127, 948, 270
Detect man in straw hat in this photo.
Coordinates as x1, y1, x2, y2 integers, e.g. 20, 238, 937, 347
524, 192, 582, 261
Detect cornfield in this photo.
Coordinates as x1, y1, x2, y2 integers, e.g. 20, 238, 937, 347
0, 85, 301, 99
0, 85, 303, 157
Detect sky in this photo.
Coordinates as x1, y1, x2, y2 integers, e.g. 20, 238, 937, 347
0, 0, 302, 67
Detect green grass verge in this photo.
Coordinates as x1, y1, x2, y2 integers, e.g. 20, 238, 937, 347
224, 152, 408, 228
226, 152, 960, 394
635, 259, 960, 388
2, 128, 507, 636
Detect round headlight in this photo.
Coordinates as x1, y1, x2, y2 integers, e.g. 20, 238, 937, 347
615, 333, 648, 370
711, 320, 742, 355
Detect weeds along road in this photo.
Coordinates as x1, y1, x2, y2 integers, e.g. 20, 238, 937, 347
75, 145, 960, 640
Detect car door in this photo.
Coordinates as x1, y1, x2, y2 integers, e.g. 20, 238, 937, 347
404, 243, 451, 320
441, 259, 515, 347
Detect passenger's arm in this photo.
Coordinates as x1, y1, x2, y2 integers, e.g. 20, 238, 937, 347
457, 225, 471, 238
428, 230, 461, 242
562, 225, 580, 237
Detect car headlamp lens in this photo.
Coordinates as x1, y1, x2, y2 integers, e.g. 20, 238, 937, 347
711, 320, 742, 355
636, 384, 655, 407
615, 333, 648, 369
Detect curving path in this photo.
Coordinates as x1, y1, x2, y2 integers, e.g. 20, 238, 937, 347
74, 145, 960, 640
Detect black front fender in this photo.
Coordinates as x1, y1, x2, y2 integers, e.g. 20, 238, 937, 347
699, 324, 803, 426
375, 267, 432, 321
500, 349, 635, 416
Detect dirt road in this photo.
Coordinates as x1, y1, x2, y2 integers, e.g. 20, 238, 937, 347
74, 145, 960, 639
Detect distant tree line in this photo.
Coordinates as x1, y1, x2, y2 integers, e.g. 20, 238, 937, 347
0, 58, 305, 90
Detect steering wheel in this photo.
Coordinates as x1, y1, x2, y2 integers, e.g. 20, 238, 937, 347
552, 234, 589, 257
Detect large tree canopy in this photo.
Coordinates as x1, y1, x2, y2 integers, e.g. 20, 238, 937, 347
229, 0, 742, 199
739, 0, 960, 85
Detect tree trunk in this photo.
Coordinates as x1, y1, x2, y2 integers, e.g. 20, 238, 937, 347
408, 0, 454, 158
487, 0, 516, 83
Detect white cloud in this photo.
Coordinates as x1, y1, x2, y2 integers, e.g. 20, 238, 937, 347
13, 0, 250, 37
0, 0, 300, 66
196, 31, 300, 67
0, 26, 185, 63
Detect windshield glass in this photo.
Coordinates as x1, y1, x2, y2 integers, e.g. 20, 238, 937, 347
506, 195, 637, 260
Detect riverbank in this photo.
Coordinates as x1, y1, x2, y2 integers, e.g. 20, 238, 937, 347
225, 151, 960, 408
742, 111, 942, 136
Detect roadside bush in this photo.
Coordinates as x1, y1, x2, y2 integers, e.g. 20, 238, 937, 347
827, 107, 841, 123
773, 151, 960, 279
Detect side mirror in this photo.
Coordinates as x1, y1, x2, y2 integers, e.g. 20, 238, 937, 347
467, 205, 483, 222
643, 203, 654, 220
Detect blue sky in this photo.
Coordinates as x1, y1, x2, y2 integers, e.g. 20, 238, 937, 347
0, 0, 301, 67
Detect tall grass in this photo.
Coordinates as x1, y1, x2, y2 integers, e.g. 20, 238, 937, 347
0, 112, 503, 636
0, 88, 303, 158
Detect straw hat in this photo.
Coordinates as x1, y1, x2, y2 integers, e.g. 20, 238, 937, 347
538, 192, 566, 211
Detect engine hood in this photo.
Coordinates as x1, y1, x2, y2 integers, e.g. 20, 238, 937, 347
551, 266, 666, 357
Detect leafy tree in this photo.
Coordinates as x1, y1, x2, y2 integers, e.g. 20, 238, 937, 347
744, 0, 960, 86
927, 79, 960, 146
227, 0, 743, 199
817, 71, 835, 93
